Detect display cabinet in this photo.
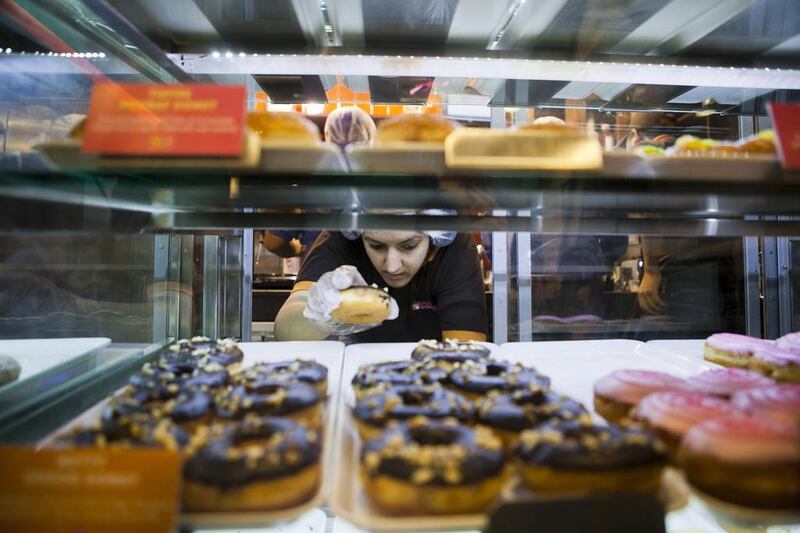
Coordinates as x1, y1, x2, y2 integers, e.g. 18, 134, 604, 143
1, 1, 799, 531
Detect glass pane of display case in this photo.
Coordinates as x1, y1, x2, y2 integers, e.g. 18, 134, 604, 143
1, 0, 799, 531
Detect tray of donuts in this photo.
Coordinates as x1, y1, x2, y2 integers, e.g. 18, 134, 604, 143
329, 339, 682, 531
586, 357, 800, 526
40, 338, 344, 528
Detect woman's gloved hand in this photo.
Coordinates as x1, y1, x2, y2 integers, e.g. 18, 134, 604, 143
303, 265, 398, 335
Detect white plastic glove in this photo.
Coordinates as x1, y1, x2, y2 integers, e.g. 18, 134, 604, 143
303, 265, 399, 335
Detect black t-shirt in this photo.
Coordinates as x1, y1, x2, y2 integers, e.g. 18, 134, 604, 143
295, 231, 487, 343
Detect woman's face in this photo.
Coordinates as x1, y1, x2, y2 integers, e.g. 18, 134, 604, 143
362, 231, 430, 288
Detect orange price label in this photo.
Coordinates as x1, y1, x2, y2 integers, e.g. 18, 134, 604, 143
83, 82, 246, 157
0, 446, 182, 533
768, 102, 800, 169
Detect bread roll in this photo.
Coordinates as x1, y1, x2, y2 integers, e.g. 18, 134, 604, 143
247, 112, 320, 144
376, 113, 459, 143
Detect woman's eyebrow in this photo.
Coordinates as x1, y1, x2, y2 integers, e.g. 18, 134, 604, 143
398, 237, 421, 246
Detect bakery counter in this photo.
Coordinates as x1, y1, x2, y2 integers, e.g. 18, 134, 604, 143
4, 169, 800, 236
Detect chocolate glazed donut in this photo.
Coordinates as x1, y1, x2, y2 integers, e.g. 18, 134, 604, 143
360, 417, 506, 514
162, 337, 244, 368
56, 417, 190, 451
352, 384, 474, 441
233, 360, 328, 397
351, 359, 449, 400
448, 360, 551, 400
183, 416, 321, 511
513, 419, 667, 494
411, 339, 491, 370
477, 389, 588, 448
215, 380, 323, 430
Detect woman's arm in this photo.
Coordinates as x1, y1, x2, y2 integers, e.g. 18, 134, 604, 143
274, 290, 330, 341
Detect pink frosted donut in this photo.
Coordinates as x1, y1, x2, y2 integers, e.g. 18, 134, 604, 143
775, 331, 800, 353
593, 370, 687, 423
685, 368, 774, 398
633, 391, 735, 458
751, 345, 800, 383
680, 416, 799, 508
731, 384, 800, 425
704, 333, 772, 368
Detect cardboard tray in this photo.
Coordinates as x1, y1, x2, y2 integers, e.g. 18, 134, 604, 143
39, 341, 345, 529
329, 341, 687, 532
36, 133, 261, 170
259, 142, 347, 173
648, 155, 780, 181
346, 142, 448, 175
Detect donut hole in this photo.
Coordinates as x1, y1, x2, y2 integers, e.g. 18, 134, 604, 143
245, 382, 287, 395
409, 425, 460, 446
484, 364, 508, 377
399, 389, 433, 405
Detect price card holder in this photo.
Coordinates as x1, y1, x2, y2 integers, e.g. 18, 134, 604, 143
83, 83, 246, 157
768, 103, 800, 169
486, 493, 666, 533
0, 446, 182, 533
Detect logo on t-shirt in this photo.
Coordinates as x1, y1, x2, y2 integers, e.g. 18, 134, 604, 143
411, 300, 437, 312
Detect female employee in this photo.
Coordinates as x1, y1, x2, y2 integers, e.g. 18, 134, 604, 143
274, 228, 487, 343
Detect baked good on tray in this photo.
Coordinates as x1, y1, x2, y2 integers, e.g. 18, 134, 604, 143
247, 111, 320, 144
703, 333, 772, 368
679, 415, 799, 509
750, 345, 800, 383
215, 380, 323, 430
593, 369, 687, 423
447, 359, 551, 401
411, 338, 491, 370
684, 368, 774, 399
352, 384, 474, 441
351, 359, 448, 400
376, 113, 459, 143
632, 391, 735, 461
183, 415, 321, 511
512, 419, 667, 494
730, 384, 800, 425
476, 389, 588, 449
232, 359, 329, 397
360, 417, 505, 514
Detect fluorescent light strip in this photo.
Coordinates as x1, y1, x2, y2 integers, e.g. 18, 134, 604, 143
168, 53, 800, 90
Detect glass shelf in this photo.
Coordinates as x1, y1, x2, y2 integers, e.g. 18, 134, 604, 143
2, 168, 800, 236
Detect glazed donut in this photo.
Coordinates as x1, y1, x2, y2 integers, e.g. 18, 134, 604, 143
774, 331, 800, 353
246, 111, 320, 144
703, 333, 772, 368
513, 419, 667, 494
448, 360, 551, 401
161, 389, 215, 431
679, 416, 799, 509
215, 380, 323, 430
55, 417, 189, 451
233, 360, 329, 397
476, 389, 588, 448
129, 360, 230, 401
102, 384, 215, 433
632, 391, 735, 461
183, 415, 321, 511
352, 384, 474, 441
731, 384, 800, 425
351, 359, 448, 400
162, 337, 244, 368
411, 339, 491, 370
376, 113, 460, 144
593, 370, 687, 423
750, 345, 800, 383
360, 417, 505, 514
330, 286, 392, 325
684, 368, 773, 399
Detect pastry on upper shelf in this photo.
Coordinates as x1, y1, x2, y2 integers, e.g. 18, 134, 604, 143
376, 113, 459, 143
247, 111, 320, 144
593, 369, 688, 424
